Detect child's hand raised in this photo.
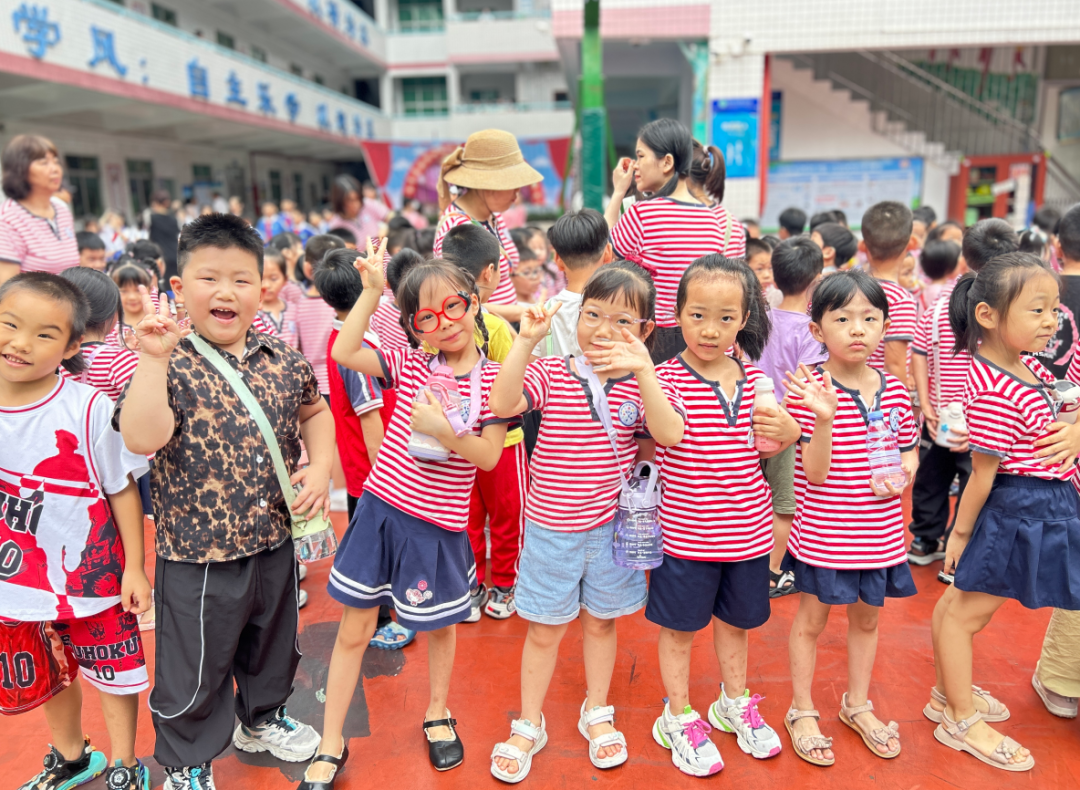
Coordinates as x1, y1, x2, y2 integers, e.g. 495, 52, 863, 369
134, 285, 181, 359
517, 302, 562, 344
584, 328, 653, 374
355, 236, 387, 292
784, 364, 838, 422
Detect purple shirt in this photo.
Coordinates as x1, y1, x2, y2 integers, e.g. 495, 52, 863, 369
754, 308, 827, 397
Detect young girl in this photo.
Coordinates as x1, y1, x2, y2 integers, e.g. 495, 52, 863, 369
258, 249, 299, 348
486, 262, 685, 782
299, 251, 511, 786
687, 140, 747, 259
108, 261, 154, 349
269, 231, 306, 306
931, 254, 1080, 772
59, 267, 138, 401
781, 270, 919, 766
649, 255, 800, 777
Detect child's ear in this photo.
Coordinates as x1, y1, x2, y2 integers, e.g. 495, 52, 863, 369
170, 275, 184, 299
63, 334, 85, 361
881, 317, 892, 336
975, 300, 997, 331
857, 239, 868, 255
822, 246, 836, 264
907, 234, 920, 252
808, 321, 825, 343
641, 319, 655, 342
601, 243, 614, 264
554, 253, 568, 274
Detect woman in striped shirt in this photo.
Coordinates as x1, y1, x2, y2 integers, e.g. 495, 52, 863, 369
932, 254, 1080, 772
606, 119, 727, 365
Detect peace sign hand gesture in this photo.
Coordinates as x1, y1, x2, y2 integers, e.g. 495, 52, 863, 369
133, 286, 182, 359
355, 236, 387, 293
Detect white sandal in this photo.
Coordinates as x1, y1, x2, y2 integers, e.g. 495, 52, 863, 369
577, 699, 628, 769
490, 715, 548, 784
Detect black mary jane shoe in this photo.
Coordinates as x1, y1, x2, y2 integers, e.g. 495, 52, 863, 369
296, 742, 349, 790
423, 712, 464, 771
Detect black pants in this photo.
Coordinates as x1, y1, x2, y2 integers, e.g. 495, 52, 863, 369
137, 472, 153, 517
150, 542, 301, 768
651, 326, 686, 366
908, 424, 972, 542
347, 494, 392, 629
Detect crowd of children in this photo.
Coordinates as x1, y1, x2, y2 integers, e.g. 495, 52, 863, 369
2, 117, 1080, 790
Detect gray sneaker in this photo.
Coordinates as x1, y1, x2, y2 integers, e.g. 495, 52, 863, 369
484, 585, 516, 619
464, 585, 488, 624
163, 764, 215, 790
233, 706, 319, 762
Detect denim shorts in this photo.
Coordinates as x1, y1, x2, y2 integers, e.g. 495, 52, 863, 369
515, 518, 648, 625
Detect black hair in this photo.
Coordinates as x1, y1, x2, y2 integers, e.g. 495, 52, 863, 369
745, 238, 772, 261
262, 247, 288, 279
76, 231, 105, 253
949, 252, 1057, 356
386, 226, 417, 255
388, 215, 414, 232
778, 207, 807, 236
301, 234, 346, 284
1034, 206, 1062, 235
962, 218, 1019, 272
510, 228, 539, 263
0, 272, 89, 374
832, 209, 848, 227
926, 220, 963, 244
61, 267, 121, 335
1018, 229, 1047, 258
861, 201, 914, 261
636, 118, 694, 199
1057, 204, 1080, 262
809, 211, 839, 231
313, 248, 365, 313
110, 261, 152, 291
912, 205, 937, 226
772, 237, 824, 296
327, 227, 358, 246
676, 255, 771, 361
268, 232, 303, 253
814, 222, 858, 267
759, 235, 780, 250
177, 213, 264, 276
547, 209, 609, 270
688, 140, 726, 202
442, 223, 500, 278
395, 258, 488, 356
920, 240, 961, 281
387, 248, 425, 296
414, 228, 436, 259
580, 261, 657, 350
810, 269, 890, 327
330, 174, 363, 216
129, 239, 163, 264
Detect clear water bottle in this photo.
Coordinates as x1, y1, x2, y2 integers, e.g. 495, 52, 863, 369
612, 462, 664, 570
292, 483, 339, 563
407, 365, 463, 462
1053, 380, 1080, 424
867, 410, 906, 494
753, 377, 782, 453
935, 401, 966, 448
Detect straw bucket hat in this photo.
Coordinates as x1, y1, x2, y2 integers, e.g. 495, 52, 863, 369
441, 129, 543, 192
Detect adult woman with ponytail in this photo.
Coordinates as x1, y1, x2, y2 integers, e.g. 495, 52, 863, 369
607, 119, 730, 364
434, 129, 543, 325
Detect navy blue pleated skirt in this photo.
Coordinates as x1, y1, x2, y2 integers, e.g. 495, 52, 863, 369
781, 552, 917, 607
953, 474, 1080, 610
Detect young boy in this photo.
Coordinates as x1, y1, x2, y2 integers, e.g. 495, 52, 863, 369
907, 218, 1018, 580
256, 201, 285, 242
752, 237, 825, 597
439, 222, 523, 620
313, 247, 415, 650
859, 201, 919, 383
115, 214, 336, 790
2, 273, 152, 790
746, 237, 775, 294
76, 231, 108, 271
533, 208, 613, 358
777, 207, 806, 239
915, 239, 960, 316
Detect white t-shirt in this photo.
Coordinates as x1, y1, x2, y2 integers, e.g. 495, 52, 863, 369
533, 290, 582, 358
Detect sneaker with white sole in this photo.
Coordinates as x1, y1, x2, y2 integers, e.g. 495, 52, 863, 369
162, 764, 215, 790
485, 585, 516, 619
18, 741, 106, 790
652, 703, 723, 777
937, 569, 954, 585
297, 588, 309, 609
708, 686, 782, 759
232, 706, 319, 762
298, 564, 308, 582
464, 585, 488, 623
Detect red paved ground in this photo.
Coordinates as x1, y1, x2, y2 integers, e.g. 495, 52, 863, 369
5, 500, 1080, 790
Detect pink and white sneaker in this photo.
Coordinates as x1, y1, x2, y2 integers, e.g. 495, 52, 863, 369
709, 686, 782, 759
652, 703, 723, 777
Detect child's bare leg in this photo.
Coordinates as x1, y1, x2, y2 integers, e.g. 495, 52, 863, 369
493, 621, 568, 775
788, 594, 833, 762
41, 679, 86, 761
937, 589, 1029, 765
98, 691, 139, 765
713, 618, 748, 693
768, 514, 793, 577
658, 627, 695, 712
580, 610, 621, 761
424, 625, 456, 739
844, 600, 897, 754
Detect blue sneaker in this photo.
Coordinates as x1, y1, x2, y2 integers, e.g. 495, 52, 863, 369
18, 740, 107, 790
104, 759, 150, 790
162, 764, 215, 790
369, 621, 416, 650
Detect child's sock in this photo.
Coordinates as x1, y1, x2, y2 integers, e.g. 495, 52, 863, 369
721, 687, 738, 706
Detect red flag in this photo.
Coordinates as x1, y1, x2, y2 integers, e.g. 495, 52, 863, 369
360, 142, 392, 191
547, 137, 571, 181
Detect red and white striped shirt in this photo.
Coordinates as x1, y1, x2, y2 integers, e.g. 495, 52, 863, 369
0, 197, 79, 274
711, 204, 748, 258
370, 300, 410, 350
295, 291, 336, 394
522, 356, 682, 532
655, 357, 773, 561
257, 305, 297, 348
787, 368, 918, 569
866, 279, 917, 372
911, 281, 970, 414
363, 349, 509, 531
965, 355, 1076, 482
60, 343, 138, 401
610, 198, 726, 327
434, 206, 519, 306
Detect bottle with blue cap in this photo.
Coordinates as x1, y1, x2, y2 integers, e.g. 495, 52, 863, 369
866, 410, 906, 493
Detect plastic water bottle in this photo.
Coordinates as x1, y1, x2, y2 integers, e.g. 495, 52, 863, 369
612, 462, 664, 570
753, 377, 782, 453
292, 482, 339, 563
407, 366, 463, 462
935, 402, 967, 448
867, 410, 906, 493
1053, 380, 1080, 424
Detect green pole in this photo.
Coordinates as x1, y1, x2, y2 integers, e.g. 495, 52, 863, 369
580, 0, 606, 211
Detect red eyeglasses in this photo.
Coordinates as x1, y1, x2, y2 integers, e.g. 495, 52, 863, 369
410, 291, 471, 334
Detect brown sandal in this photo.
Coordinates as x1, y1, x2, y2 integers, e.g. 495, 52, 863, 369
933, 710, 1033, 772
923, 685, 1010, 723
783, 707, 834, 767
838, 693, 900, 759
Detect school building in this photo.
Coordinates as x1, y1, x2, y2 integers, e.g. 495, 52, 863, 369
553, 0, 1080, 230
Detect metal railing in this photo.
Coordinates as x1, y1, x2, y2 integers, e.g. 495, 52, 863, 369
453, 100, 572, 113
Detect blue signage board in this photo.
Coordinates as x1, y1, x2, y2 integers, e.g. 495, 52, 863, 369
711, 98, 759, 178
